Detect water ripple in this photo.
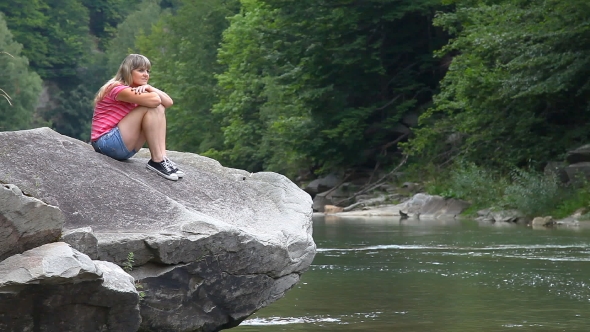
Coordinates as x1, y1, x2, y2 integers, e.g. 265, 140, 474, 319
317, 244, 590, 252
241, 316, 342, 326
241, 312, 385, 326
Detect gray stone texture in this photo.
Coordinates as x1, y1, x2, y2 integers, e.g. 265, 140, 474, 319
400, 193, 470, 218
61, 227, 99, 259
0, 127, 315, 332
566, 144, 590, 164
0, 243, 141, 332
0, 183, 64, 261
564, 162, 590, 184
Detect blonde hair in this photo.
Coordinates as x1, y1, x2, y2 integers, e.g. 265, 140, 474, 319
94, 54, 152, 105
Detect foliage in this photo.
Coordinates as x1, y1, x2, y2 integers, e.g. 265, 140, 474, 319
0, 14, 43, 131
428, 161, 508, 209
211, 0, 276, 171
0, 0, 50, 75
123, 252, 135, 272
549, 176, 590, 219
106, 0, 164, 73
135, 280, 146, 299
123, 252, 147, 299
0, 51, 12, 105
405, 0, 590, 172
500, 168, 564, 217
213, 0, 447, 176
0, 0, 93, 82
80, 0, 143, 48
138, 0, 240, 155
424, 160, 579, 218
1, 0, 96, 139
44, 84, 94, 141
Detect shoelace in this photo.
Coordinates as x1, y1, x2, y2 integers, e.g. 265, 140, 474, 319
164, 157, 178, 170
161, 159, 176, 172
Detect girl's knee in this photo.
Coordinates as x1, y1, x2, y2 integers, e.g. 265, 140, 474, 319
148, 104, 165, 113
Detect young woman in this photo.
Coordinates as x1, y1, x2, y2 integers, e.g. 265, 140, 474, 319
90, 54, 183, 181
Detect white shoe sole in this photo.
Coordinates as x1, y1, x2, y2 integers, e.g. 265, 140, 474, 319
175, 170, 185, 178
146, 164, 179, 181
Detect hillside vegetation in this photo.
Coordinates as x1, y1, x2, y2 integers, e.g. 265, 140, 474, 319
2, 0, 590, 217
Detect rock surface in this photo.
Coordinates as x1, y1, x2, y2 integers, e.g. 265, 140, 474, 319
0, 242, 100, 287
0, 242, 141, 332
330, 193, 470, 219
566, 144, 590, 164
0, 183, 64, 261
0, 127, 315, 331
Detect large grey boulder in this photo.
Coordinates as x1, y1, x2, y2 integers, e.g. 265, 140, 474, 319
0, 242, 141, 332
0, 183, 64, 261
564, 162, 590, 184
331, 193, 470, 219
0, 127, 315, 331
400, 193, 470, 218
304, 173, 340, 196
566, 144, 590, 164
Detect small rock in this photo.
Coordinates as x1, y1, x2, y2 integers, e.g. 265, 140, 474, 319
324, 205, 343, 214
530, 216, 555, 227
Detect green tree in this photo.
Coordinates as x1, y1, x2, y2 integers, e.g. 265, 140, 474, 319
43, 84, 93, 141
106, 0, 164, 73
407, 0, 590, 171
138, 0, 240, 154
43, 0, 92, 83
0, 0, 48, 71
214, 0, 446, 175
0, 0, 92, 82
81, 0, 142, 48
213, 0, 274, 171
0, 14, 43, 131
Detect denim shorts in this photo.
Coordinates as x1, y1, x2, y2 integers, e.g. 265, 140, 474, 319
91, 127, 137, 161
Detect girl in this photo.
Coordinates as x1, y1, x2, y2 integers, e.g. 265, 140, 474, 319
90, 54, 183, 181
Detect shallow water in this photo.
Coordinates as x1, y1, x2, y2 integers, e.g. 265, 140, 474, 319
233, 216, 590, 331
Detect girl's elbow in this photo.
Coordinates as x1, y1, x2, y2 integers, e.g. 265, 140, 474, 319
149, 95, 162, 107
146, 100, 161, 108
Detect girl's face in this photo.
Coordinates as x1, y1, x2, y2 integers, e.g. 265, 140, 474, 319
131, 67, 150, 86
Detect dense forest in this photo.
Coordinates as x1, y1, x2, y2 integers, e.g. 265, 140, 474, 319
2, 0, 590, 215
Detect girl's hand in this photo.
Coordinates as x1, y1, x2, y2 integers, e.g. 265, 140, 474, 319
131, 84, 152, 94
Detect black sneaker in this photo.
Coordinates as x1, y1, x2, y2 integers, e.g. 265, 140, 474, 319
147, 159, 179, 181
164, 157, 184, 178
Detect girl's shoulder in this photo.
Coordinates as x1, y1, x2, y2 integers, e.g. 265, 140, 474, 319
109, 82, 128, 92
108, 83, 131, 98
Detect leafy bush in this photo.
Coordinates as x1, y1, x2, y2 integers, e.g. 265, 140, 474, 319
551, 177, 590, 219
423, 161, 581, 218
438, 161, 508, 210
500, 168, 564, 217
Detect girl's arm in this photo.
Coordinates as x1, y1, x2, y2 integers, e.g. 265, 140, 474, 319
146, 85, 173, 108
117, 87, 162, 108
119, 85, 173, 108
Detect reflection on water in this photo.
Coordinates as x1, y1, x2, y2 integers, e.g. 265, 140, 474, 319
233, 215, 590, 331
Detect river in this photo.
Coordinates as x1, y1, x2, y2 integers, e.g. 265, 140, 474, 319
233, 215, 590, 331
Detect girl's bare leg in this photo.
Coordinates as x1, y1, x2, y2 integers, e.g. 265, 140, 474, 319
158, 109, 167, 157
118, 105, 167, 162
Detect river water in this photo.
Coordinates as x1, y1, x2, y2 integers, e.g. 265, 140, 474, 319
233, 215, 590, 331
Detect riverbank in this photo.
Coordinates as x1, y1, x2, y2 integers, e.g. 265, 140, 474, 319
312, 190, 590, 229
302, 158, 590, 229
